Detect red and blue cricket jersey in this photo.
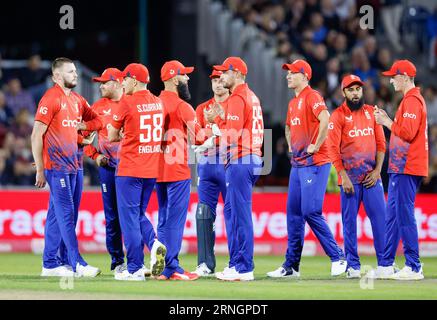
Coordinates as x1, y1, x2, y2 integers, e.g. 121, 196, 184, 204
328, 102, 386, 184
111, 90, 163, 178
388, 87, 428, 177
217, 83, 263, 162
84, 97, 121, 168
35, 84, 101, 173
158, 90, 206, 182
286, 85, 330, 167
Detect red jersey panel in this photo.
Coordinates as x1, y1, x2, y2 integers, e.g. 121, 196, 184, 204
158, 90, 202, 182
222, 83, 263, 161
388, 87, 428, 177
196, 97, 229, 156
328, 102, 386, 184
286, 85, 330, 167
111, 90, 163, 178
84, 97, 121, 168
35, 84, 99, 173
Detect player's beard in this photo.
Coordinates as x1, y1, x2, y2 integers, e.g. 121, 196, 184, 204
64, 79, 77, 89
346, 97, 364, 111
177, 82, 191, 102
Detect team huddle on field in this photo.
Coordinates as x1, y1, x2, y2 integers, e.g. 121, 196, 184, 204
30, 55, 428, 282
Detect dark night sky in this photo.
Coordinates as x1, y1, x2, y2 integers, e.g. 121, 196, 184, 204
0, 0, 172, 72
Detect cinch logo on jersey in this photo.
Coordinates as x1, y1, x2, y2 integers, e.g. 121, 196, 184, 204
62, 119, 79, 127
227, 114, 239, 121
348, 127, 374, 138
312, 101, 325, 110
290, 117, 301, 126
403, 112, 417, 119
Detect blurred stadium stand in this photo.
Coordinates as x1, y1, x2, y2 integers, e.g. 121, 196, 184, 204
1, 0, 437, 192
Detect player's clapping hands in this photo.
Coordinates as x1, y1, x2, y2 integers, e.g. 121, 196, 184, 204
204, 102, 225, 123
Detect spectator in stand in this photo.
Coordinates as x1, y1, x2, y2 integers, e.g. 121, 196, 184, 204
425, 86, 437, 125
376, 47, 392, 71
18, 54, 50, 103
4, 78, 36, 116
427, 6, 437, 70
309, 43, 328, 86
334, 0, 356, 21
0, 91, 14, 127
10, 136, 34, 185
363, 36, 378, 68
320, 0, 340, 31
380, 0, 403, 53
310, 12, 328, 44
326, 57, 340, 95
10, 108, 33, 139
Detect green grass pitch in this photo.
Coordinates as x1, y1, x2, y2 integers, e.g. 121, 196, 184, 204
0, 253, 436, 299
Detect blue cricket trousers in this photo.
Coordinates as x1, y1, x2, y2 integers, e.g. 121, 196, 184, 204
284, 163, 344, 271
340, 180, 386, 269
225, 155, 262, 274
382, 173, 423, 272
156, 179, 191, 278
43, 170, 86, 271
116, 177, 157, 274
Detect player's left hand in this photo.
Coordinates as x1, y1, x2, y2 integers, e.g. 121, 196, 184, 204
363, 169, 379, 188
307, 144, 319, 155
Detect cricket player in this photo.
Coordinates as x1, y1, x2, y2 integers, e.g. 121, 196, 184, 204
374, 60, 428, 280
205, 56, 263, 282
267, 60, 346, 279
156, 60, 218, 281
31, 57, 102, 277
108, 63, 166, 281
82, 68, 127, 274
192, 69, 229, 277
328, 75, 386, 278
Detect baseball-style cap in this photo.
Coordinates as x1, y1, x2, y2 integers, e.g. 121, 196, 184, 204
92, 68, 123, 83
382, 60, 416, 77
123, 63, 150, 83
282, 60, 312, 80
213, 57, 248, 75
341, 74, 364, 90
209, 70, 223, 79
161, 60, 194, 81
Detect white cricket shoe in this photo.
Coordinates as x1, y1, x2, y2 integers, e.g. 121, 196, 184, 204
346, 267, 361, 279
216, 270, 254, 281
41, 266, 74, 277
267, 266, 300, 278
150, 240, 167, 276
114, 263, 127, 276
215, 266, 237, 279
75, 263, 101, 278
193, 263, 214, 277
366, 266, 395, 279
389, 266, 424, 281
331, 259, 347, 276
114, 268, 146, 281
